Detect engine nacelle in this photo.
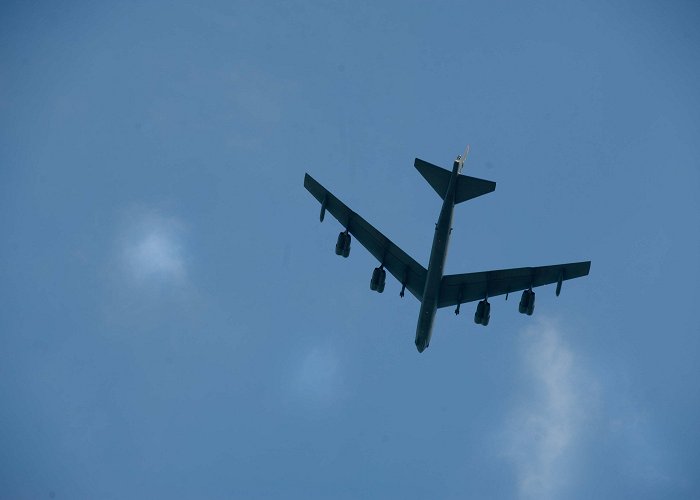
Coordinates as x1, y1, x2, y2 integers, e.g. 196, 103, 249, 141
370, 267, 386, 293
519, 289, 535, 315
474, 299, 490, 326
335, 231, 351, 257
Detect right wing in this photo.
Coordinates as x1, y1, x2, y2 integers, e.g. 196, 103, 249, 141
304, 173, 427, 301
438, 261, 591, 308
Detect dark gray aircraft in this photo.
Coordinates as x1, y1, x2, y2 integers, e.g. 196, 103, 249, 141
304, 148, 591, 352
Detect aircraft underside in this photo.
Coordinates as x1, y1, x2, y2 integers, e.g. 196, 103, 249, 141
304, 149, 591, 352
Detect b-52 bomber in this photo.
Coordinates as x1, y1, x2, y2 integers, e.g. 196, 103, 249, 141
304, 147, 591, 353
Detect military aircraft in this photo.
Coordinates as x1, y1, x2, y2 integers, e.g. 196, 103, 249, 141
304, 147, 591, 352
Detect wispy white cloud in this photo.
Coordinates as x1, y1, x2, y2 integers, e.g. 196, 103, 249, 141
503, 318, 595, 500
128, 231, 184, 280
500, 318, 677, 498
118, 207, 188, 287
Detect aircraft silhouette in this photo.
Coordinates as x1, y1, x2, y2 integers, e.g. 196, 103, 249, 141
304, 148, 590, 352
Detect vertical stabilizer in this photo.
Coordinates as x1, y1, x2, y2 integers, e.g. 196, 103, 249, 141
454, 145, 470, 173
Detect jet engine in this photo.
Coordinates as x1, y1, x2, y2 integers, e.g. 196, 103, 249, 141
370, 266, 386, 293
335, 231, 351, 258
474, 299, 490, 326
518, 289, 535, 315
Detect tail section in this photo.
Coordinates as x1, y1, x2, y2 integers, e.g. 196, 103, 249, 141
414, 157, 496, 204
455, 144, 470, 173
454, 174, 496, 203
414, 158, 452, 199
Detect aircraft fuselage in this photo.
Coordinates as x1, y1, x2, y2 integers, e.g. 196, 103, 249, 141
415, 160, 461, 352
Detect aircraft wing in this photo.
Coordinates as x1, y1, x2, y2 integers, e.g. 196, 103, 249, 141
304, 173, 427, 301
437, 261, 591, 308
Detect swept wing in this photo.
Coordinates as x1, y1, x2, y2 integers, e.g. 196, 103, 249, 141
438, 261, 591, 308
304, 173, 427, 300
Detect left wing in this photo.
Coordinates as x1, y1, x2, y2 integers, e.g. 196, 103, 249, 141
304, 173, 427, 301
438, 261, 591, 308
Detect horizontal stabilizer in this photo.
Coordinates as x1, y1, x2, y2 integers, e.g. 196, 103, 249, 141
414, 158, 452, 199
455, 174, 496, 204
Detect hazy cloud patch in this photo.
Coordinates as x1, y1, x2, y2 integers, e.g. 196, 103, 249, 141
503, 318, 595, 500
499, 318, 677, 498
117, 207, 188, 288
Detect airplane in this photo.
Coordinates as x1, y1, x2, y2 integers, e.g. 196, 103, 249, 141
303, 147, 591, 353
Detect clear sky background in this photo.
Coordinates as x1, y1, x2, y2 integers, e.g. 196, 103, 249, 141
2, 1, 699, 498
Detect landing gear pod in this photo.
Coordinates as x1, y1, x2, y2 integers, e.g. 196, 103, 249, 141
370, 267, 386, 293
519, 289, 535, 315
335, 231, 351, 257
474, 299, 490, 326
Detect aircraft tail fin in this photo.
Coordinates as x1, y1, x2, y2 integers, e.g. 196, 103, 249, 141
414, 158, 496, 203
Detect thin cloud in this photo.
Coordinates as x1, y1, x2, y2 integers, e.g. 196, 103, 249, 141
500, 319, 676, 498
126, 231, 184, 280
503, 318, 593, 500
118, 207, 188, 287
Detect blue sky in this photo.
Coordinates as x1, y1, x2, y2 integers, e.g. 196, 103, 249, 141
1, 1, 699, 498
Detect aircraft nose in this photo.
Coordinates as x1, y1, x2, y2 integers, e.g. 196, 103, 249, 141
415, 338, 426, 353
